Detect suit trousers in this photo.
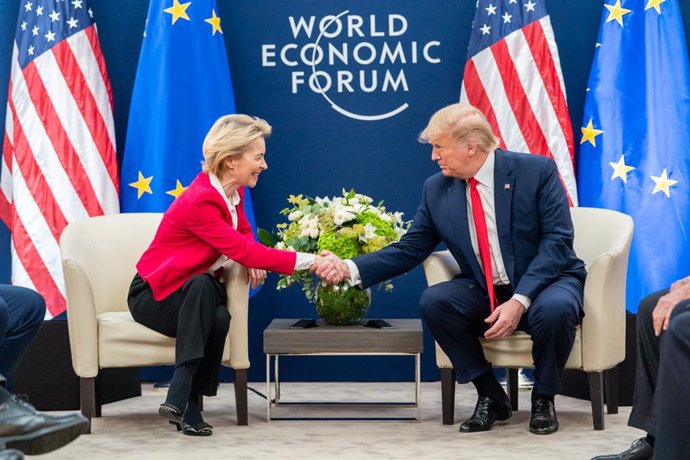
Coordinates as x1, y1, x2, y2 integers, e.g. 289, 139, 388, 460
420, 274, 582, 396
128, 273, 230, 397
0, 285, 45, 389
627, 289, 667, 435
654, 301, 690, 459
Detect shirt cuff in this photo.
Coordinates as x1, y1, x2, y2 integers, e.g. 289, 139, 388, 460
344, 259, 362, 286
511, 294, 531, 311
295, 252, 316, 271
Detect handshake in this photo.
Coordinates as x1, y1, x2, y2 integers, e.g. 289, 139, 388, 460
309, 251, 351, 285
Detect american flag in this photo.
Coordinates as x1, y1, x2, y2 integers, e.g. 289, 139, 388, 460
460, 0, 577, 205
0, 0, 119, 318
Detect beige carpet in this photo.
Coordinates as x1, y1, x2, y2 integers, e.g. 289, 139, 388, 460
44, 381, 639, 459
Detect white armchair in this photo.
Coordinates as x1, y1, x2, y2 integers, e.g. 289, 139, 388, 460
60, 213, 250, 431
422, 207, 633, 430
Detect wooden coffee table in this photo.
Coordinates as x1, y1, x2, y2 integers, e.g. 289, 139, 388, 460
263, 318, 423, 421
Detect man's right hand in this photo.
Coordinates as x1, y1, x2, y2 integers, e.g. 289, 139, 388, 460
310, 250, 351, 285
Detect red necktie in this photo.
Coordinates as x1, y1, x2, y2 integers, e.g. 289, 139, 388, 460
468, 178, 496, 312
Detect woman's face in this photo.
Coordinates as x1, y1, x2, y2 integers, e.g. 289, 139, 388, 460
226, 137, 267, 188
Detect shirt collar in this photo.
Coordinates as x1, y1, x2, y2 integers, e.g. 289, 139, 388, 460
208, 173, 241, 209
471, 150, 495, 187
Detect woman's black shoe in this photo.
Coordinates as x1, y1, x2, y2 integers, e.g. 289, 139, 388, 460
158, 403, 183, 424
181, 422, 213, 436
169, 420, 213, 436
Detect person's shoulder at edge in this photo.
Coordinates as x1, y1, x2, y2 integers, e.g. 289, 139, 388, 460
498, 148, 551, 164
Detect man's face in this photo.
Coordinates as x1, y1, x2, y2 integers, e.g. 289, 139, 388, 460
429, 133, 484, 180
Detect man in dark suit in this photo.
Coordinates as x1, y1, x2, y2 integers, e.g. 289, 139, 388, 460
315, 103, 586, 434
592, 278, 690, 460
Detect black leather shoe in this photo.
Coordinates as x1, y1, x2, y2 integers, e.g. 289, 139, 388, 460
0, 394, 89, 455
591, 438, 653, 460
459, 395, 512, 432
529, 397, 559, 434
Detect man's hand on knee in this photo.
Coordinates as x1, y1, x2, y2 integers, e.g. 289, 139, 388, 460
484, 299, 524, 339
654, 284, 690, 336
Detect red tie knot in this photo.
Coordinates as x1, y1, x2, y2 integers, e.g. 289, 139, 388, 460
468, 177, 479, 187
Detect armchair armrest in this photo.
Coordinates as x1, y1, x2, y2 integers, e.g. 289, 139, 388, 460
422, 250, 461, 286
580, 249, 629, 371
62, 259, 100, 378
222, 261, 250, 369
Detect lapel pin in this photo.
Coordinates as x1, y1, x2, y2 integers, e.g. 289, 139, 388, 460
504, 183, 511, 190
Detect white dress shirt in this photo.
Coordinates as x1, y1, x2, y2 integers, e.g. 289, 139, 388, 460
208, 173, 314, 272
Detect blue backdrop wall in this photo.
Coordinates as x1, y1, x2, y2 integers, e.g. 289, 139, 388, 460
2, 0, 690, 383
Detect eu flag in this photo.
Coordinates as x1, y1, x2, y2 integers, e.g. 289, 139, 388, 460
121, 0, 235, 211
120, 0, 261, 295
578, 0, 690, 312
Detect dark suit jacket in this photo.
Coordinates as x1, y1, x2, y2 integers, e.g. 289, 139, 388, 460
354, 149, 586, 302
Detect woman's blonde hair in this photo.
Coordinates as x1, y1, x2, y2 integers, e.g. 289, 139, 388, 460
202, 114, 272, 176
419, 103, 499, 152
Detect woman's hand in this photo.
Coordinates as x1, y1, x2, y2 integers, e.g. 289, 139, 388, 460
244, 267, 266, 289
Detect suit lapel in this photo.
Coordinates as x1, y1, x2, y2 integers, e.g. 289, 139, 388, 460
494, 151, 516, 284
448, 179, 484, 285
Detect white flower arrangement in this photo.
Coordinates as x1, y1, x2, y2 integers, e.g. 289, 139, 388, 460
259, 189, 410, 304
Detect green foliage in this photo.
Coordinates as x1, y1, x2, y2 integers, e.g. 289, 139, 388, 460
257, 228, 277, 247
317, 231, 359, 259
315, 284, 370, 325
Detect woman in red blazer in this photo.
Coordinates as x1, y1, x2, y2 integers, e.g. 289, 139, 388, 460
128, 115, 317, 436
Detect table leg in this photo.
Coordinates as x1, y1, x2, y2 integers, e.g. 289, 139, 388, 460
415, 353, 421, 421
274, 355, 281, 403
266, 354, 271, 422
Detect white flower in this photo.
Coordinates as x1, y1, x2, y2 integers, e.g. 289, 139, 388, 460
333, 209, 356, 226
355, 193, 373, 204
275, 241, 286, 249
350, 203, 366, 213
299, 217, 320, 239
288, 210, 303, 221
360, 222, 377, 242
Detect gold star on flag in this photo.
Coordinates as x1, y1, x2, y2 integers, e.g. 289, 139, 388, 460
129, 171, 153, 199
605, 0, 632, 27
651, 169, 678, 198
205, 9, 223, 35
645, 0, 665, 14
609, 155, 635, 183
166, 179, 188, 198
164, 0, 191, 25
580, 119, 604, 147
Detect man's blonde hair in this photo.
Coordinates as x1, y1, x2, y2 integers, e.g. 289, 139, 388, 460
419, 103, 499, 152
202, 114, 272, 176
